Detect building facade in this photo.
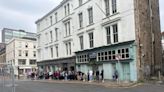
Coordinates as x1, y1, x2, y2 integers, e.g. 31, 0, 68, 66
0, 43, 6, 64
36, 0, 162, 81
161, 32, 164, 75
36, 0, 76, 72
6, 38, 37, 76
162, 32, 164, 50
1, 28, 36, 43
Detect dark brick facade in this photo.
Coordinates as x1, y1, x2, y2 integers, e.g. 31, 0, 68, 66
134, 0, 162, 79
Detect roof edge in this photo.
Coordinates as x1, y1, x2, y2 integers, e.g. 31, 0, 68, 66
35, 0, 69, 24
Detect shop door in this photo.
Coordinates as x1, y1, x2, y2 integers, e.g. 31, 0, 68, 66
122, 63, 130, 81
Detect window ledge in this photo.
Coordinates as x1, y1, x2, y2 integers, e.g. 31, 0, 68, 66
103, 12, 120, 20
64, 35, 72, 38
76, 62, 89, 64
87, 23, 94, 27
54, 40, 59, 42
49, 42, 53, 44
78, 27, 84, 30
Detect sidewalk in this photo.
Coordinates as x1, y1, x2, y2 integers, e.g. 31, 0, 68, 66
33, 79, 142, 88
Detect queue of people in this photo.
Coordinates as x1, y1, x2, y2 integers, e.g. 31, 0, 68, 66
37, 70, 77, 80
26, 69, 118, 83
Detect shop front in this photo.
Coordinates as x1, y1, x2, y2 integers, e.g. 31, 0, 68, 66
37, 56, 76, 73
75, 40, 137, 82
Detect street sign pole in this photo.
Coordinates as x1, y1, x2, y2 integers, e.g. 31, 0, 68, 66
116, 54, 121, 85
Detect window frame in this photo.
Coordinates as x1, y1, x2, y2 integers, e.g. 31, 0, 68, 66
89, 32, 94, 48
55, 45, 59, 57
105, 0, 110, 16
113, 24, 118, 43
112, 0, 117, 14
50, 47, 53, 58
79, 0, 83, 6
78, 12, 83, 28
50, 31, 53, 43
55, 28, 58, 41
106, 26, 111, 44
68, 42, 72, 55
29, 59, 36, 65
25, 50, 28, 57
79, 35, 84, 50
18, 59, 26, 65
88, 7, 93, 25
55, 12, 58, 23
50, 16, 53, 25
18, 50, 21, 56
33, 51, 36, 57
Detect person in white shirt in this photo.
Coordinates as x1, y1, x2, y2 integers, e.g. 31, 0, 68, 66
89, 70, 93, 82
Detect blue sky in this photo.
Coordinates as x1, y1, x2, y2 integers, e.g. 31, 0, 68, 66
0, 0, 164, 41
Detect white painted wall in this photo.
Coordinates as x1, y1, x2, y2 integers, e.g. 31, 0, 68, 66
6, 38, 37, 75
36, 0, 136, 62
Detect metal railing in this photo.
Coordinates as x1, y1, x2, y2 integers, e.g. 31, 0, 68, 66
0, 63, 15, 92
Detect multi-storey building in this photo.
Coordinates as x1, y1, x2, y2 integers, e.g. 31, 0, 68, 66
1, 28, 36, 43
0, 43, 6, 64
162, 32, 164, 50
36, 0, 162, 81
6, 38, 37, 76
36, 0, 76, 72
161, 32, 164, 75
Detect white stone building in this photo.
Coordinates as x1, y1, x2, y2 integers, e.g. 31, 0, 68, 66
36, 0, 76, 72
162, 32, 164, 50
161, 32, 164, 74
36, 0, 162, 81
6, 38, 37, 76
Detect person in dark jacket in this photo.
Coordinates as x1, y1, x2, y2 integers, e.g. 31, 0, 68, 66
96, 70, 100, 81
100, 69, 104, 82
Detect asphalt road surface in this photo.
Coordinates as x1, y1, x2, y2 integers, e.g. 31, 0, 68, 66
8, 80, 164, 92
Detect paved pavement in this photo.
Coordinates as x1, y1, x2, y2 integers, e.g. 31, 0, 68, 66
1, 78, 164, 92
12, 80, 164, 92
33, 79, 139, 88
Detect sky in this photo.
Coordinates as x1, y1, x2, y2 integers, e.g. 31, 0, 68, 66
0, 0, 164, 42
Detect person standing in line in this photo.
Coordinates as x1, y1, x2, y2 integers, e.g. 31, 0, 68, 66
114, 69, 118, 81
89, 70, 93, 82
64, 71, 68, 81
96, 70, 100, 82
101, 69, 104, 82
87, 70, 89, 81
49, 71, 53, 80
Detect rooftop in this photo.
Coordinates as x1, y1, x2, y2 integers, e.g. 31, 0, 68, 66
2, 28, 36, 34
35, 0, 68, 24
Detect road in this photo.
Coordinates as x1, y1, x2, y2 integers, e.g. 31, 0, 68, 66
8, 80, 163, 92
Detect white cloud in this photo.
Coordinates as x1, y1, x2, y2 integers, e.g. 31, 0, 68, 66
159, 0, 164, 31
0, 0, 63, 42
0, 0, 164, 42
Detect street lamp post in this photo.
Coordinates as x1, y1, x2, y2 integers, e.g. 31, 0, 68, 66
116, 54, 121, 85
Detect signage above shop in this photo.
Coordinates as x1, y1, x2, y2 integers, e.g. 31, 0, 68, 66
89, 52, 97, 59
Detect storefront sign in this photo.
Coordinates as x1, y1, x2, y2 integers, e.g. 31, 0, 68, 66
89, 52, 97, 59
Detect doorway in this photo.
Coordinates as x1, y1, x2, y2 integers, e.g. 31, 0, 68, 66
122, 63, 130, 81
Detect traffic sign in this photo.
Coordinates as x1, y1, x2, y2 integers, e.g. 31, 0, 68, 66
116, 54, 121, 60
